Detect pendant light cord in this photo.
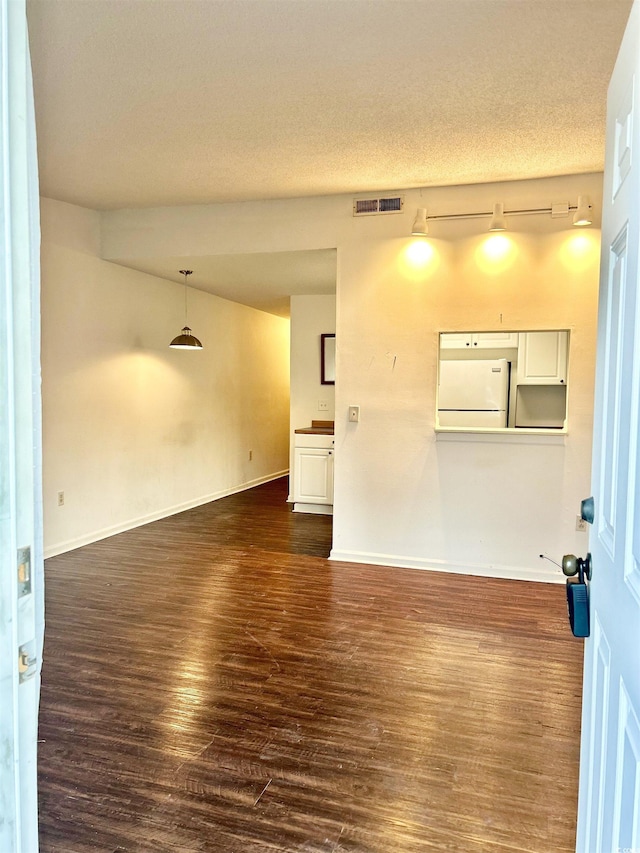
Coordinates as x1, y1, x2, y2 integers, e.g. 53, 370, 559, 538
179, 269, 193, 327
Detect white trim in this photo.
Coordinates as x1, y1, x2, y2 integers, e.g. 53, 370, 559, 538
0, 0, 42, 846
613, 679, 640, 850
328, 548, 563, 583
436, 429, 567, 444
293, 503, 333, 515
44, 470, 289, 558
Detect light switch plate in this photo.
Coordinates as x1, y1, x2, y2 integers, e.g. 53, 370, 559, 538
348, 405, 360, 423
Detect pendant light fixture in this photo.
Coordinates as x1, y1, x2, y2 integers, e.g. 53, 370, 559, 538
170, 269, 203, 350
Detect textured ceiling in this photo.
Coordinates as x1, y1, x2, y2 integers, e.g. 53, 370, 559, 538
26, 0, 632, 315
125, 250, 337, 318
27, 0, 632, 211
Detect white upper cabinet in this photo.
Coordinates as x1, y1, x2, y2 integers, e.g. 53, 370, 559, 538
440, 333, 474, 349
516, 331, 568, 385
440, 332, 519, 349
473, 331, 520, 348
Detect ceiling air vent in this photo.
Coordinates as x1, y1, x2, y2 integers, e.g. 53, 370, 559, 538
353, 196, 404, 216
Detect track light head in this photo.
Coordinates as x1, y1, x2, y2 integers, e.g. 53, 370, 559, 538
573, 195, 592, 227
411, 207, 428, 237
489, 203, 507, 232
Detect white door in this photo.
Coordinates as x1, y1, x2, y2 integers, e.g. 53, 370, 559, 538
576, 2, 640, 849
0, 1, 44, 850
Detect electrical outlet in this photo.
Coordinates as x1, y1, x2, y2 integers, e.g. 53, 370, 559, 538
576, 515, 587, 532
57, 491, 65, 507
318, 400, 329, 411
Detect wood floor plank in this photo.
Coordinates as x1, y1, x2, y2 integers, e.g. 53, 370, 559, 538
38, 477, 582, 852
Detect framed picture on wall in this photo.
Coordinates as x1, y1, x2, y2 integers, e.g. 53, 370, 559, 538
321, 333, 335, 385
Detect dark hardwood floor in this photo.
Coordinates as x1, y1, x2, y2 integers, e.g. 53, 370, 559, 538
38, 477, 583, 853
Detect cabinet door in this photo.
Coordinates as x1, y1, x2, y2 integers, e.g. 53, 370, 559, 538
517, 331, 568, 384
440, 332, 519, 349
440, 333, 473, 349
293, 447, 334, 505
472, 331, 519, 348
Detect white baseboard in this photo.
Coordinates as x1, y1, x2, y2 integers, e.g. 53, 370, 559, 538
44, 470, 289, 559
293, 502, 333, 515
328, 548, 563, 584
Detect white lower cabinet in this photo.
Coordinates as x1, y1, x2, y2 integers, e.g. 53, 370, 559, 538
293, 433, 334, 514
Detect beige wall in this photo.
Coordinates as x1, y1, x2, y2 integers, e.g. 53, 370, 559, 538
332, 222, 600, 580
99, 172, 602, 581
41, 198, 290, 557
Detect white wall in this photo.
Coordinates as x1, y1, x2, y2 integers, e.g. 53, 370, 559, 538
289, 294, 336, 495
41, 198, 290, 557
332, 223, 600, 581
100, 172, 603, 581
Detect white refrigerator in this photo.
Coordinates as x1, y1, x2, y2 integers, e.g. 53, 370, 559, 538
437, 359, 510, 427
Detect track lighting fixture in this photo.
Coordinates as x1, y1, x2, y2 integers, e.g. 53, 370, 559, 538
572, 195, 593, 227
170, 270, 203, 350
411, 207, 429, 236
489, 203, 507, 232
409, 195, 594, 234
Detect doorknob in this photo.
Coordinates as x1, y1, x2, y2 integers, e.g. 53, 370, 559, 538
562, 552, 592, 638
562, 552, 592, 580
581, 496, 595, 524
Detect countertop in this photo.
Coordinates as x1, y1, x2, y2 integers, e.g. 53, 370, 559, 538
294, 420, 334, 435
